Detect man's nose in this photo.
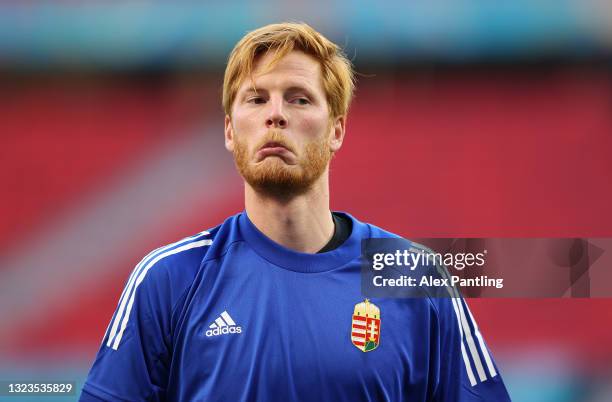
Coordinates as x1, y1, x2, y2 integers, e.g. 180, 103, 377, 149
265, 97, 287, 129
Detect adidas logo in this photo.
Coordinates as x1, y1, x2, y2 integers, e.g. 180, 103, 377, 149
205, 311, 242, 337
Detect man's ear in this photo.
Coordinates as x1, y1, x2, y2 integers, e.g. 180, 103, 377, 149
329, 115, 346, 153
224, 115, 234, 152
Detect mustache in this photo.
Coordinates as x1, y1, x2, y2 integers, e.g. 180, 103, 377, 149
255, 130, 296, 154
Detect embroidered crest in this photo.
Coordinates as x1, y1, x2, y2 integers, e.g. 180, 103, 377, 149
351, 299, 380, 352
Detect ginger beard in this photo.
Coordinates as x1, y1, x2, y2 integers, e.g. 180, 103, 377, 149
232, 127, 333, 197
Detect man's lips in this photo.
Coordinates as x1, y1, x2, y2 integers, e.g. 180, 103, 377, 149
255, 142, 294, 162
260, 141, 288, 151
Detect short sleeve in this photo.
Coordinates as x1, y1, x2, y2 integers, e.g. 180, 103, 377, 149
432, 294, 512, 402
80, 256, 173, 402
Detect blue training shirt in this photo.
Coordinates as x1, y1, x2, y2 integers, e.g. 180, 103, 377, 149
81, 211, 511, 401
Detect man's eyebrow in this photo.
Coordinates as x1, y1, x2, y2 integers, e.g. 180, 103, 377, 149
242, 88, 263, 95
240, 84, 315, 95
285, 85, 315, 95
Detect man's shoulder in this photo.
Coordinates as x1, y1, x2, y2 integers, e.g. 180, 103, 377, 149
347, 212, 433, 252
134, 212, 242, 285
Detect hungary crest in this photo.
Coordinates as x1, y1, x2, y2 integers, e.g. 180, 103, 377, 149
351, 299, 381, 352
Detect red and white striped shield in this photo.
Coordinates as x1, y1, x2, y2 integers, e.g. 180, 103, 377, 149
351, 299, 381, 352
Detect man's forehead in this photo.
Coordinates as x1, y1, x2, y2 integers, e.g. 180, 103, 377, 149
255, 50, 320, 74
239, 51, 323, 92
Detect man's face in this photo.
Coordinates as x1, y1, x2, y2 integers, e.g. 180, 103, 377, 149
225, 50, 345, 197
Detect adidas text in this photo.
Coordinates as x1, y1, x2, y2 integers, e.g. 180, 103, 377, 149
206, 326, 242, 337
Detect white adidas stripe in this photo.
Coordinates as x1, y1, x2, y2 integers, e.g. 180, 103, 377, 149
105, 232, 210, 350
105, 242, 170, 347
106, 231, 211, 347
452, 293, 487, 382
221, 311, 236, 326
105, 231, 209, 348
452, 295, 483, 384
112, 238, 213, 350
442, 269, 490, 381
465, 300, 497, 378
385, 243, 493, 386
410, 247, 497, 386
435, 260, 495, 385
209, 311, 236, 328
431, 255, 480, 385
442, 283, 478, 386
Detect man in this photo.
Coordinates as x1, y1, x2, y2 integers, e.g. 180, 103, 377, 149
81, 22, 511, 401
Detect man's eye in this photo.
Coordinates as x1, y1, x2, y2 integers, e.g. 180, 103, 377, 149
248, 97, 265, 104
291, 98, 310, 105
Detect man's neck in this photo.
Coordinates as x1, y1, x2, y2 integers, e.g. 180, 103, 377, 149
244, 177, 334, 254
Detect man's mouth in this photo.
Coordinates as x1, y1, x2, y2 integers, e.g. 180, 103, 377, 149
256, 141, 294, 162
260, 141, 288, 151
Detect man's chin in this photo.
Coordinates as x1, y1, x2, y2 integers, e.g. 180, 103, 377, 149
255, 155, 296, 167
234, 147, 329, 197
242, 167, 313, 197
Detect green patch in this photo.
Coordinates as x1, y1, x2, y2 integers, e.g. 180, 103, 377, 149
364, 340, 378, 352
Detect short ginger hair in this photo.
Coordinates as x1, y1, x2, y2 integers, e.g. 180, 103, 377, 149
222, 22, 355, 119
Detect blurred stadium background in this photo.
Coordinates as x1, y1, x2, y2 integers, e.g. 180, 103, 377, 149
1, 1, 611, 401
